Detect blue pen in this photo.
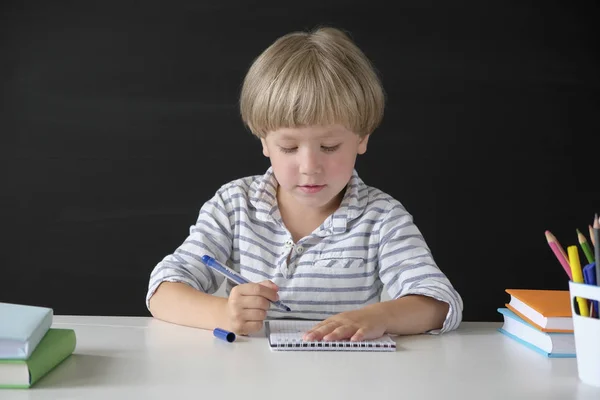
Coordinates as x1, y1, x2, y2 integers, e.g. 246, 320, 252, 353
201, 255, 291, 312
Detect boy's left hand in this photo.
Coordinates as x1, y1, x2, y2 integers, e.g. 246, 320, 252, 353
302, 306, 387, 342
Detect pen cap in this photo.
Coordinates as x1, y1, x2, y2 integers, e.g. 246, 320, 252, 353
583, 263, 597, 286
213, 328, 236, 343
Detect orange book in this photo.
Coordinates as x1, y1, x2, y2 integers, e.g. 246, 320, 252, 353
504, 289, 573, 333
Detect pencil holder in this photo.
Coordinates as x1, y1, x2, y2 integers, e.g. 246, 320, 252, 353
569, 281, 600, 387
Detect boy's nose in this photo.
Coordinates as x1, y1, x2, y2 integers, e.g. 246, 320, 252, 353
299, 150, 322, 175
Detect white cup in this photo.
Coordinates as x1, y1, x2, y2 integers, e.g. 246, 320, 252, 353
569, 281, 600, 387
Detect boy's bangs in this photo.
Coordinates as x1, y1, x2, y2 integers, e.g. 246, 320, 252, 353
261, 53, 362, 135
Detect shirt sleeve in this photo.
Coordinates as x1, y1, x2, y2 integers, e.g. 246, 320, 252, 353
145, 188, 234, 309
377, 203, 463, 333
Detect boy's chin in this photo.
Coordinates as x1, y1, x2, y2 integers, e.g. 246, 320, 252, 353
292, 193, 342, 212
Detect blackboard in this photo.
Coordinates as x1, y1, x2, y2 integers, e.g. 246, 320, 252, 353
2, 0, 599, 321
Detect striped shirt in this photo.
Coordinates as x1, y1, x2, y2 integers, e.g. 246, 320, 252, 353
146, 167, 463, 333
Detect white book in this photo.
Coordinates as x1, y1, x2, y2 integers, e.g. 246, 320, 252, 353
265, 320, 396, 352
0, 303, 53, 360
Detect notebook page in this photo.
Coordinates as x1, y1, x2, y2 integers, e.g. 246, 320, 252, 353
266, 320, 396, 352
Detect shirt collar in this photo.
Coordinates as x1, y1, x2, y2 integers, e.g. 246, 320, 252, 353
327, 169, 368, 234
248, 167, 281, 224
248, 167, 368, 232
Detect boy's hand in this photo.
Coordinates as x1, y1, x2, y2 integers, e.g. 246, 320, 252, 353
302, 306, 387, 342
225, 280, 279, 335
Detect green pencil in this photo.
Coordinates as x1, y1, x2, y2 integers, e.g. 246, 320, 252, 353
577, 229, 595, 264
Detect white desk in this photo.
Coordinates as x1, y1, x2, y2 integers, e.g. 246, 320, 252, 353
2, 317, 599, 399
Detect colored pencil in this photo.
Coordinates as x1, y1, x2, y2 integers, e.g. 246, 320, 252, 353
545, 230, 569, 262
545, 230, 572, 279
590, 224, 596, 247
577, 229, 595, 264
594, 215, 600, 289
568, 245, 589, 317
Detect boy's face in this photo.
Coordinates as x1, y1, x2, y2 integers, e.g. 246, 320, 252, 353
261, 124, 369, 213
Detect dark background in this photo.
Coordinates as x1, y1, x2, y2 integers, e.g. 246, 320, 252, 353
1, 1, 599, 321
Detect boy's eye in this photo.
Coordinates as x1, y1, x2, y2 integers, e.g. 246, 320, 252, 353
279, 147, 297, 154
321, 144, 340, 153
278, 144, 340, 154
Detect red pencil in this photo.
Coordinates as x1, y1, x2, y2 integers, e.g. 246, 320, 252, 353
545, 230, 572, 279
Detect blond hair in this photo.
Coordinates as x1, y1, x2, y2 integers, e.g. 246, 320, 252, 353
240, 27, 385, 138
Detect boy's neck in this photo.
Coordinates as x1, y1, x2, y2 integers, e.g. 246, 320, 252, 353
276, 188, 344, 241
277, 187, 343, 218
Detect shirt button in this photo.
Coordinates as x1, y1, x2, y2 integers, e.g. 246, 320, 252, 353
285, 240, 294, 247
296, 246, 304, 254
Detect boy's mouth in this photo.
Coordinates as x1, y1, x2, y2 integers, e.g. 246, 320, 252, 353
298, 185, 325, 194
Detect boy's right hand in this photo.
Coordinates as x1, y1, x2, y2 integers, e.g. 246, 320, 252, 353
225, 280, 279, 335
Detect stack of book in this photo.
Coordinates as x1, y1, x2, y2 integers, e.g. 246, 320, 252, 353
497, 289, 575, 358
0, 302, 76, 389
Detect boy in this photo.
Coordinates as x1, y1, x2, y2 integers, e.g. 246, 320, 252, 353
147, 26, 463, 341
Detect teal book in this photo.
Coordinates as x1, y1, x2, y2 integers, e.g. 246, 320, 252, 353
497, 307, 575, 358
0, 302, 53, 359
0, 328, 76, 389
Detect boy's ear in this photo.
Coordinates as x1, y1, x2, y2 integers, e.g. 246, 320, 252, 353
357, 134, 370, 155
260, 138, 270, 157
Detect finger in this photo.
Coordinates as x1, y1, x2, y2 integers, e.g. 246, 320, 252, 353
236, 282, 279, 302
240, 308, 268, 322
303, 322, 324, 341
259, 280, 279, 290
350, 328, 367, 342
304, 321, 339, 341
351, 327, 386, 341
237, 320, 264, 335
238, 295, 271, 311
304, 319, 331, 335
323, 325, 358, 341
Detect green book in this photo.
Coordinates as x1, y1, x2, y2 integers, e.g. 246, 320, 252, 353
0, 328, 76, 389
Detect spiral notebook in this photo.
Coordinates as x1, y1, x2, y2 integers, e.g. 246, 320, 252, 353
265, 320, 396, 352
